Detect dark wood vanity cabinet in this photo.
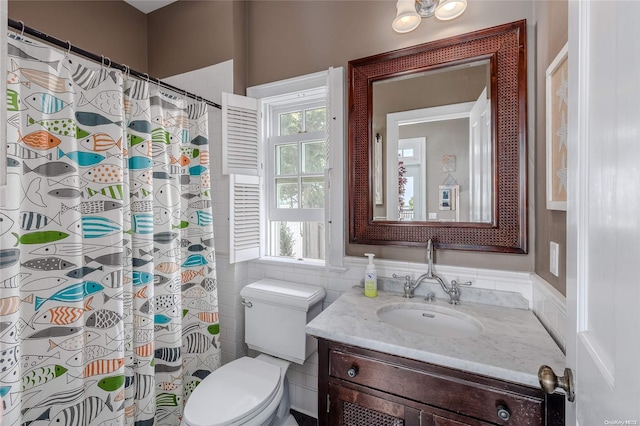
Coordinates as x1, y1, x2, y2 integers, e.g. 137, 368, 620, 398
317, 339, 564, 426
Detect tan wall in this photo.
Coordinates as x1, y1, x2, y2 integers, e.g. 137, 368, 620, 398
6, 0, 568, 288
231, 0, 248, 95
147, 0, 247, 94
247, 1, 533, 87
8, 0, 148, 71
534, 0, 569, 295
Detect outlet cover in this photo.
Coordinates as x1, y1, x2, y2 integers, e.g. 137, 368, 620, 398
550, 241, 559, 277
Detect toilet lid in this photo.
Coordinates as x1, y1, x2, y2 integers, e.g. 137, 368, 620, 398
183, 357, 281, 426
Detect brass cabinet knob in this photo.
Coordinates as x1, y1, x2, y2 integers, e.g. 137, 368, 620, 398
538, 365, 575, 402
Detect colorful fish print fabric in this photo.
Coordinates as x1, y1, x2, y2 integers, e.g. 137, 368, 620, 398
1, 34, 220, 426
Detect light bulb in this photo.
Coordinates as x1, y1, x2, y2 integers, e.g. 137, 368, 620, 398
393, 0, 421, 33
443, 2, 456, 11
435, 0, 467, 21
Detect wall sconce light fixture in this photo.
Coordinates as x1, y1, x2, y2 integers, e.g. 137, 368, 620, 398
392, 0, 467, 33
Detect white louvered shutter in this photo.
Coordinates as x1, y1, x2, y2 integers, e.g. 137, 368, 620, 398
229, 174, 261, 263
223, 92, 262, 263
222, 92, 261, 176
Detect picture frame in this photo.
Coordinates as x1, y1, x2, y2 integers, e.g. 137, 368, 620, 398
442, 155, 456, 172
438, 185, 457, 211
546, 43, 568, 211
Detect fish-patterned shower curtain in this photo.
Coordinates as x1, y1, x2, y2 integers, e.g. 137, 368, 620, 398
1, 34, 221, 426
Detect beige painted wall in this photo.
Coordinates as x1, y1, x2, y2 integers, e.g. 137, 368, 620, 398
246, 1, 536, 271
147, 1, 235, 78
533, 0, 568, 294
146, 0, 248, 95
247, 1, 533, 87
8, 0, 148, 71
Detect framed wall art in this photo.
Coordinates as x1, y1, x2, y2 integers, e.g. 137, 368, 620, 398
546, 43, 568, 211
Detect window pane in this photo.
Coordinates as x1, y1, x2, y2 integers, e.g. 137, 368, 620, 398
268, 221, 325, 260
302, 141, 325, 174
301, 176, 324, 208
399, 148, 414, 158
276, 144, 298, 175
304, 107, 326, 132
280, 111, 302, 135
276, 178, 299, 208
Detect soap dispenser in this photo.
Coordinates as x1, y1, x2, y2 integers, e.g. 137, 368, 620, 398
364, 253, 377, 297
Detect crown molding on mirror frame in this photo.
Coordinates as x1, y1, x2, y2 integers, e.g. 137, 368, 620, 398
348, 20, 528, 253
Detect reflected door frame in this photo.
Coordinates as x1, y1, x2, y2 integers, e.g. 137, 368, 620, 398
385, 102, 474, 222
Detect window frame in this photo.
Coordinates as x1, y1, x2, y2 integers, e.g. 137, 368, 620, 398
247, 69, 345, 267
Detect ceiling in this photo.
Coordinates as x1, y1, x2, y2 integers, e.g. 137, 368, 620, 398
123, 0, 178, 14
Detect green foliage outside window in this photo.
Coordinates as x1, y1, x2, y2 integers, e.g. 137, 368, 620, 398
279, 222, 295, 257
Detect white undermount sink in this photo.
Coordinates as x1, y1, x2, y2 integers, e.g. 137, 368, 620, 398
376, 303, 484, 338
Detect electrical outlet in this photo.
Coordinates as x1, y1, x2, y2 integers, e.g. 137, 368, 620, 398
429, 212, 437, 220
550, 242, 559, 277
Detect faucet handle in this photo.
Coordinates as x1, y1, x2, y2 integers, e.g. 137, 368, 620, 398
392, 273, 412, 285
451, 280, 472, 287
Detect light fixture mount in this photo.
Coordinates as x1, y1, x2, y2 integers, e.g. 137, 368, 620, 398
415, 0, 438, 18
393, 0, 467, 33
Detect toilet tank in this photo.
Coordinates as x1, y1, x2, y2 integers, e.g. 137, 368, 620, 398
240, 279, 325, 364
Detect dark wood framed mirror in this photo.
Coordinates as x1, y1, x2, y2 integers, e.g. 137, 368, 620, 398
348, 20, 527, 253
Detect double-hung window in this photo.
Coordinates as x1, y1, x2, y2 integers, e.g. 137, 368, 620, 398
267, 95, 327, 260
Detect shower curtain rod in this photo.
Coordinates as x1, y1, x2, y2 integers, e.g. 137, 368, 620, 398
7, 18, 222, 110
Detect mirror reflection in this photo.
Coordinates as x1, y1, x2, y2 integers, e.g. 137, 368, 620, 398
372, 60, 492, 223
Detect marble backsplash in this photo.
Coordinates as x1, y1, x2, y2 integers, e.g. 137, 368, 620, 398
369, 275, 530, 309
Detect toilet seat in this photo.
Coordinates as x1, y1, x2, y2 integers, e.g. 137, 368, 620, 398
182, 357, 282, 426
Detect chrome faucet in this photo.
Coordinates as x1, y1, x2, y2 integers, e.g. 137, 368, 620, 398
411, 239, 472, 304
426, 239, 434, 278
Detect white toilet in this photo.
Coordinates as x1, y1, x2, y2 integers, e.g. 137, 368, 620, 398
182, 279, 326, 426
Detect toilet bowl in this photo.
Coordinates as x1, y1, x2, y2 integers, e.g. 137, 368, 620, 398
182, 355, 295, 426
182, 279, 325, 426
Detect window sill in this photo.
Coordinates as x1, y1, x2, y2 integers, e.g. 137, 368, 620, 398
251, 256, 349, 273
252, 256, 326, 271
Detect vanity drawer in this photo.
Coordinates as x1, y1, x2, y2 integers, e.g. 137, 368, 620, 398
329, 350, 545, 424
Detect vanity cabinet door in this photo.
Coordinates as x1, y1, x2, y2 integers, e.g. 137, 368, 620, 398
328, 383, 420, 426
419, 407, 495, 426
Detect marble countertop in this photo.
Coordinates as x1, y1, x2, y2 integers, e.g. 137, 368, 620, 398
306, 287, 566, 388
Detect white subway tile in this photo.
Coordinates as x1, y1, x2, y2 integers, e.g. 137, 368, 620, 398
287, 370, 305, 386
307, 351, 319, 365
305, 373, 318, 389
298, 386, 318, 418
